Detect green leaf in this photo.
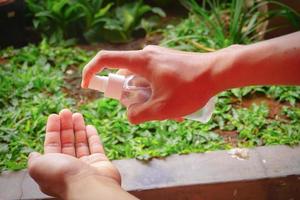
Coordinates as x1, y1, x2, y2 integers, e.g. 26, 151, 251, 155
151, 7, 166, 17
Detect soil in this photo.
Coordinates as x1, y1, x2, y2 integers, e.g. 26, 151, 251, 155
0, 57, 6, 65
236, 94, 289, 119
78, 33, 163, 51
215, 130, 239, 147
61, 65, 102, 106
215, 94, 295, 146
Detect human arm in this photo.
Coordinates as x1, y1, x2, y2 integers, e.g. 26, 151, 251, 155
28, 109, 138, 200
81, 31, 300, 124
213, 31, 300, 92
64, 174, 136, 200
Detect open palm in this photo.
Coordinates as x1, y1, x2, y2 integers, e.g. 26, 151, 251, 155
28, 109, 121, 198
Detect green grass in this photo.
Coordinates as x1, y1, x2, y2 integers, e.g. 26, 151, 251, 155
1, 0, 299, 171
162, 0, 299, 52
26, 0, 165, 44
0, 41, 92, 170
0, 42, 299, 171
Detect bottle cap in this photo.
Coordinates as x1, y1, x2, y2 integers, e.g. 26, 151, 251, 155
88, 73, 126, 100
88, 76, 108, 92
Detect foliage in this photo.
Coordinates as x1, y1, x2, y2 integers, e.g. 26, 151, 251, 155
26, 0, 92, 43
26, 0, 165, 44
0, 42, 93, 170
161, 14, 220, 52
266, 86, 300, 106
85, 0, 165, 43
213, 93, 300, 147
224, 86, 300, 106
160, 0, 300, 112
0, 43, 299, 171
161, 0, 299, 51
79, 99, 227, 160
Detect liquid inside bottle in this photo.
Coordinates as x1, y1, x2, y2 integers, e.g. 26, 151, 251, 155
120, 75, 152, 107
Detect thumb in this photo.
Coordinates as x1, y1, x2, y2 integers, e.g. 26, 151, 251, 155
28, 152, 41, 167
28, 152, 43, 181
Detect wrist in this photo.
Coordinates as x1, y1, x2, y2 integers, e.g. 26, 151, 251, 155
63, 174, 117, 199
63, 173, 136, 200
210, 44, 248, 93
212, 39, 288, 91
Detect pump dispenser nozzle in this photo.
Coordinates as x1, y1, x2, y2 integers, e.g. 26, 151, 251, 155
89, 76, 108, 92
88, 74, 126, 100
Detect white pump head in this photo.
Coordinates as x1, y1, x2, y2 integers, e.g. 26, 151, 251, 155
88, 74, 126, 100
88, 76, 108, 92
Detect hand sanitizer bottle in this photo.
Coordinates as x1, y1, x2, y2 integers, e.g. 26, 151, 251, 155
88, 73, 215, 123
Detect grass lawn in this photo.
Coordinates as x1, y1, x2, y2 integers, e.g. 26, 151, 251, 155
0, 40, 299, 171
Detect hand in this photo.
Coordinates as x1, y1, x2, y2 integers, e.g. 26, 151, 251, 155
28, 109, 122, 199
82, 32, 300, 124
82, 45, 222, 124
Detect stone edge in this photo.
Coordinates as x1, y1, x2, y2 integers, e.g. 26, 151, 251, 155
0, 145, 299, 200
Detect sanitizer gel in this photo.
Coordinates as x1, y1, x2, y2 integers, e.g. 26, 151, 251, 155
88, 73, 215, 123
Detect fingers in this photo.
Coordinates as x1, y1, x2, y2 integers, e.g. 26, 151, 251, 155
86, 125, 105, 154
45, 109, 105, 157
127, 94, 186, 124
59, 109, 76, 156
127, 100, 165, 124
72, 113, 90, 158
81, 50, 148, 88
44, 114, 61, 154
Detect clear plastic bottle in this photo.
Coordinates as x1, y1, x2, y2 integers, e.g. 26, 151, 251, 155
88, 73, 215, 123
